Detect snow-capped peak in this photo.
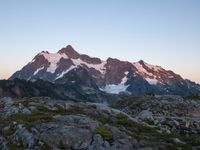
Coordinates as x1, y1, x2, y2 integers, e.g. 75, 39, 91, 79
39, 52, 68, 74
133, 60, 163, 85
10, 44, 200, 96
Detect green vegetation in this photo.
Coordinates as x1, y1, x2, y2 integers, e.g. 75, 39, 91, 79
116, 113, 133, 126
95, 126, 113, 140
8, 143, 24, 150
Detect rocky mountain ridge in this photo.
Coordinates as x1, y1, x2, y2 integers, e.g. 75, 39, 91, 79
10, 45, 200, 96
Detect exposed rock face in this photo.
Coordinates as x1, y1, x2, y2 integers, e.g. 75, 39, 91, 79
55, 67, 99, 90
1, 97, 200, 149
9, 45, 200, 96
58, 45, 80, 59
80, 54, 102, 64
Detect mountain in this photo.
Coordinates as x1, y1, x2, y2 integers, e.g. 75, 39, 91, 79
10, 45, 200, 96
0, 78, 119, 104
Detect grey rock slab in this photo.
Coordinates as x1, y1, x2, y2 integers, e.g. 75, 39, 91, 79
0, 135, 8, 150
138, 109, 153, 121
88, 134, 110, 150
36, 122, 92, 149
12, 127, 36, 148
53, 114, 100, 131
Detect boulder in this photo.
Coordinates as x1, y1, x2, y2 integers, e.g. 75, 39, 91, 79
12, 126, 36, 148
36, 122, 92, 149
88, 134, 110, 150
138, 110, 153, 121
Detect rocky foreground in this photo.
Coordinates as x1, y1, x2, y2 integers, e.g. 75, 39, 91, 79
1, 96, 200, 150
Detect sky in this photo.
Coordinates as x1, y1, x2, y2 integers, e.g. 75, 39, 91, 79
0, 0, 200, 83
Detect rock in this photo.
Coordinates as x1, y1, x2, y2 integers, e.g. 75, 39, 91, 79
171, 138, 185, 145
1, 97, 13, 107
29, 106, 37, 112
103, 141, 110, 149
2, 126, 10, 133
104, 125, 122, 140
0, 135, 8, 150
137, 148, 153, 150
5, 106, 20, 117
110, 138, 134, 150
88, 134, 110, 150
36, 122, 92, 149
185, 121, 190, 128
138, 109, 153, 121
173, 120, 180, 126
12, 126, 36, 148
22, 108, 32, 115
53, 115, 100, 131
1, 96, 200, 149
139, 140, 147, 147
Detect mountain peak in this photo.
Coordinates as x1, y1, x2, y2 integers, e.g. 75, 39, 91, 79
58, 45, 80, 59
138, 60, 146, 65
9, 44, 200, 96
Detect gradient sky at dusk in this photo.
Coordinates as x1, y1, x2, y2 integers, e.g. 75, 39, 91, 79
0, 0, 200, 83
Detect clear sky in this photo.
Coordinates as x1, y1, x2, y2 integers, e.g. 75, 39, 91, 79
0, 0, 200, 83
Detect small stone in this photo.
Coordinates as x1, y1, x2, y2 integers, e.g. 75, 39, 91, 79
172, 138, 185, 145
29, 106, 37, 112
22, 108, 32, 115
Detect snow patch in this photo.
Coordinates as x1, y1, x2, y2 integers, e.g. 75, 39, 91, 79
100, 74, 129, 94
71, 58, 106, 74
145, 78, 158, 85
124, 71, 129, 75
100, 84, 129, 94
40, 52, 68, 74
145, 63, 161, 71
33, 66, 44, 75
121, 76, 128, 84
55, 65, 77, 80
133, 62, 154, 77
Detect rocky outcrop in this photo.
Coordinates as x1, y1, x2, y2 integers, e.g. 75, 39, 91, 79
0, 97, 200, 150
1, 97, 200, 149
114, 95, 200, 135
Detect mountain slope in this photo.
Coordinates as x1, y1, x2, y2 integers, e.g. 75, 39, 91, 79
0, 79, 119, 104
10, 45, 200, 96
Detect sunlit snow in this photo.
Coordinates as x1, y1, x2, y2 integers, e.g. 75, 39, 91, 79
33, 66, 44, 75
100, 73, 129, 94
40, 52, 68, 74
145, 78, 158, 85
72, 58, 106, 74
55, 66, 77, 80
